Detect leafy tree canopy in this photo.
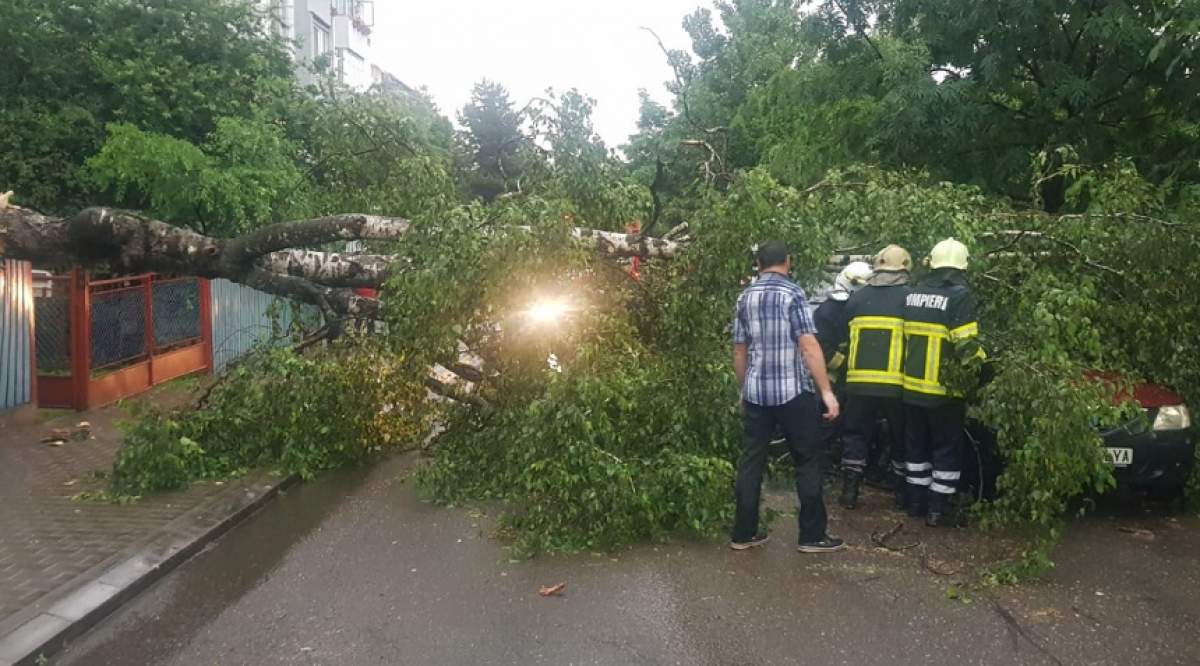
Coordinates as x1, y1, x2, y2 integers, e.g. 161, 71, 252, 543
0, 0, 295, 214
634, 0, 1200, 211
457, 79, 530, 202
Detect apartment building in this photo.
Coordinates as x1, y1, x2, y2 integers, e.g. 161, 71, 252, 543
258, 0, 380, 91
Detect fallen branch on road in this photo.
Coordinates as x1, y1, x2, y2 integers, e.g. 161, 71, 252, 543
870, 521, 921, 552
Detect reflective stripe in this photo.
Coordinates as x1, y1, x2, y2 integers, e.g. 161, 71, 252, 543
847, 316, 905, 386
842, 458, 868, 467
932, 470, 961, 480
904, 316, 982, 398
905, 462, 933, 472
903, 321, 950, 395
847, 320, 861, 373
853, 316, 906, 328
924, 335, 938, 387
949, 321, 979, 341
846, 369, 905, 385
904, 321, 949, 337
930, 482, 956, 495
907, 477, 933, 486
903, 372, 950, 396
887, 325, 903, 375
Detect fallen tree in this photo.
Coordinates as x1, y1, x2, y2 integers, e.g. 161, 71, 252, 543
0, 193, 683, 322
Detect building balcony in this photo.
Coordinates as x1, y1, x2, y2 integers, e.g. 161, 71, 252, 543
331, 0, 373, 34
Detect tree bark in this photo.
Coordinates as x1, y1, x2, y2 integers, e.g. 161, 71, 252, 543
0, 201, 684, 318
258, 249, 398, 288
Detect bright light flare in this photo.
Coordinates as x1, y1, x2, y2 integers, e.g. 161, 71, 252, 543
526, 299, 570, 324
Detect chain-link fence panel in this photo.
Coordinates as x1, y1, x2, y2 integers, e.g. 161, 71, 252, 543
152, 279, 201, 349
34, 278, 71, 375
90, 287, 146, 370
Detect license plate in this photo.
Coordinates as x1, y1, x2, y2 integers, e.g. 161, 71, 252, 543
1105, 447, 1134, 467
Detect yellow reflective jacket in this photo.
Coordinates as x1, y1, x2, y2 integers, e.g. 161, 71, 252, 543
843, 283, 910, 398
901, 269, 983, 406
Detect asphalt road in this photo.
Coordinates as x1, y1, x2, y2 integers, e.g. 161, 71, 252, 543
55, 454, 1200, 665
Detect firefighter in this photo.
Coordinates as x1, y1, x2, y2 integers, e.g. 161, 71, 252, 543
838, 246, 911, 510
813, 261, 873, 477
901, 238, 983, 527
814, 261, 874, 373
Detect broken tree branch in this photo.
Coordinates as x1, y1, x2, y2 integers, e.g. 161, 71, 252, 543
679, 139, 731, 185
639, 27, 727, 136
225, 214, 413, 264
979, 229, 1125, 278
871, 522, 921, 552
258, 249, 399, 288
1, 198, 686, 318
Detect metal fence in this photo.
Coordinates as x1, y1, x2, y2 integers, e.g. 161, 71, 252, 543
153, 278, 202, 348
90, 281, 147, 371
22, 269, 316, 407
34, 275, 71, 375
210, 279, 317, 371
34, 270, 213, 410
0, 260, 34, 410
80, 275, 207, 374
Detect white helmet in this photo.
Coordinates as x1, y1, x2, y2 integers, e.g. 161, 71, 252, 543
830, 261, 873, 301
929, 238, 969, 270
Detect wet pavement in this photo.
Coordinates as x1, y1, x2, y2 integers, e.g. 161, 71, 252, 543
0, 385, 240, 626
54, 454, 1200, 666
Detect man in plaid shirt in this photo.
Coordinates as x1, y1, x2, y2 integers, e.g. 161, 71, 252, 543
731, 240, 846, 553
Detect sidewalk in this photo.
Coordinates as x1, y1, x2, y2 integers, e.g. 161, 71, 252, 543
0, 384, 293, 665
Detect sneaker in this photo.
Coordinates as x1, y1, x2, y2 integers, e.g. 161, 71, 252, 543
729, 533, 770, 551
797, 535, 847, 553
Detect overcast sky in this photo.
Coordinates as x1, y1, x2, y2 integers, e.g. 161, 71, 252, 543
372, 0, 708, 149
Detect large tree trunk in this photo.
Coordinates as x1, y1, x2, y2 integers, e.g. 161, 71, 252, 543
0, 200, 684, 319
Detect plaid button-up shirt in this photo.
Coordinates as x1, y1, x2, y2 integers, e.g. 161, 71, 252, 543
733, 272, 817, 406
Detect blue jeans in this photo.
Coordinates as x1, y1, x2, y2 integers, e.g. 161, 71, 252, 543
733, 393, 828, 543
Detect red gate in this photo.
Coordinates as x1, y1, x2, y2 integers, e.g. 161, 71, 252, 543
35, 269, 213, 410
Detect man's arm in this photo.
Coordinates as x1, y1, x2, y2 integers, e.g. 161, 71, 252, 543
799, 333, 840, 420
732, 294, 749, 393
734, 343, 748, 388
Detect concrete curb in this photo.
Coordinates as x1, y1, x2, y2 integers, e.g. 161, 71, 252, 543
0, 473, 299, 666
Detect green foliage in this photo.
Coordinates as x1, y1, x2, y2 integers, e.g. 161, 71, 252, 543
419, 312, 739, 555
109, 343, 425, 497
287, 84, 460, 221
974, 361, 1121, 529
633, 0, 1200, 210
981, 538, 1057, 587
457, 80, 530, 202
110, 408, 206, 496
85, 119, 306, 235
524, 89, 651, 228
0, 0, 294, 213
0, 0, 458, 236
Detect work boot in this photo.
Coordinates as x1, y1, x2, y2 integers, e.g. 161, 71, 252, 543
926, 492, 949, 527
892, 476, 907, 511
905, 485, 928, 518
838, 471, 862, 509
